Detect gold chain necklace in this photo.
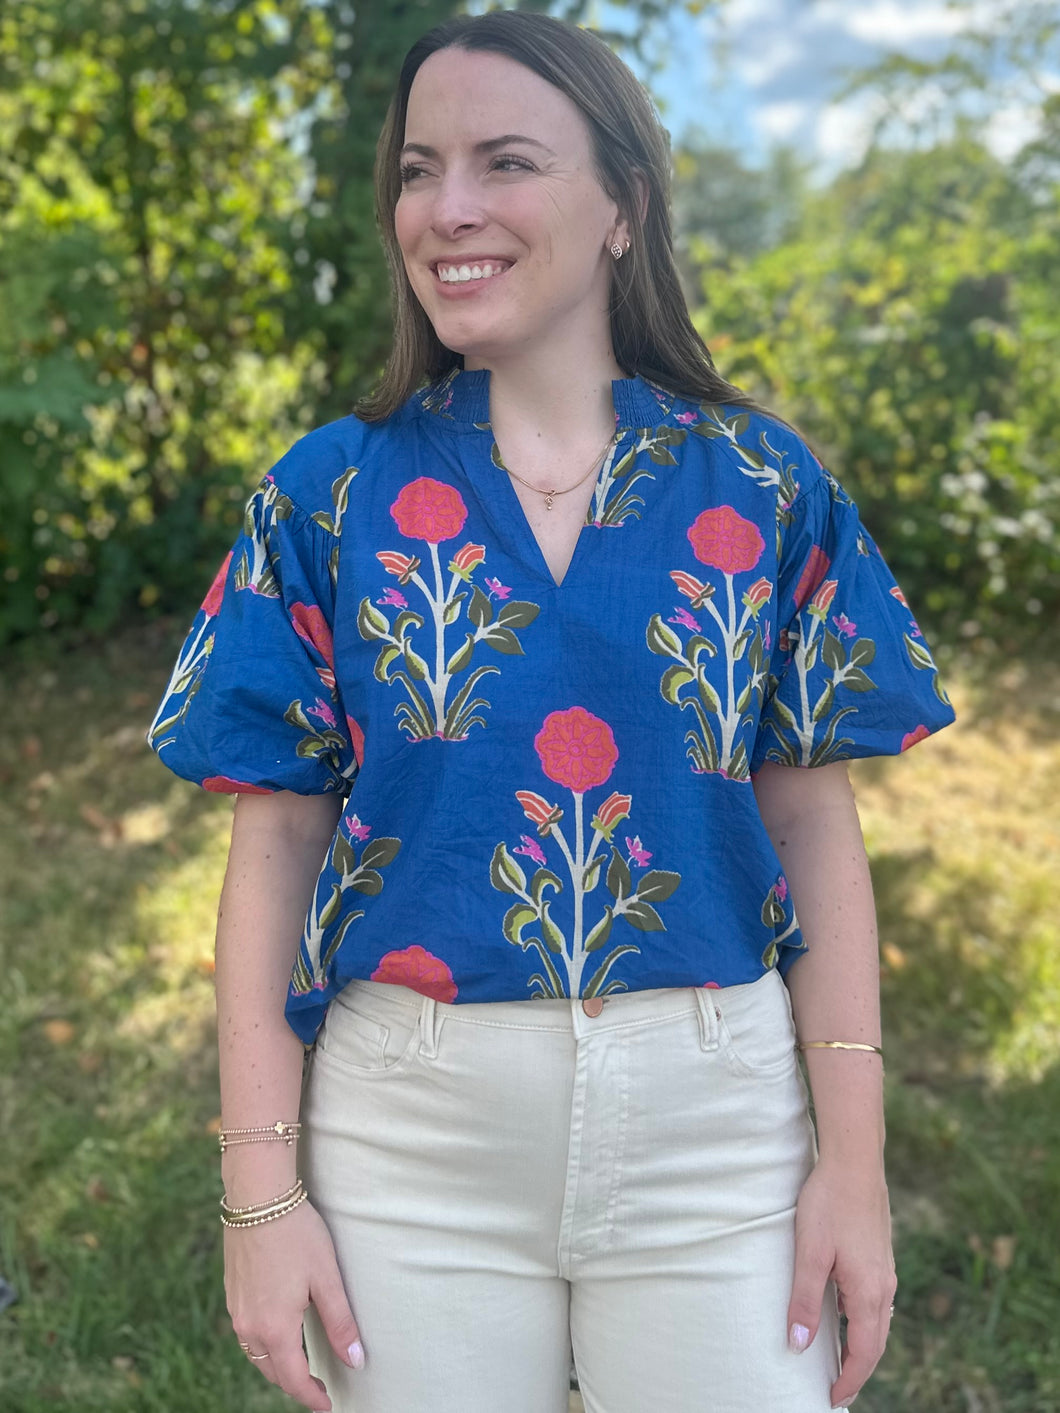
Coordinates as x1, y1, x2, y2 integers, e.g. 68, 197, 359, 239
498, 427, 618, 511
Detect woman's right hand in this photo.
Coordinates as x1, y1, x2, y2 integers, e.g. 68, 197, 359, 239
224, 1198, 364, 1412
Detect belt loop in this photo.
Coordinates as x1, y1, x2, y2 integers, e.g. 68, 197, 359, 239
694, 987, 720, 1052
418, 996, 439, 1058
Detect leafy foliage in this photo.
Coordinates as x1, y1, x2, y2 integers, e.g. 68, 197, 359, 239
687, 134, 1060, 649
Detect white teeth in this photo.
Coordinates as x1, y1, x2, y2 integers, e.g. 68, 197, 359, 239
437, 262, 508, 282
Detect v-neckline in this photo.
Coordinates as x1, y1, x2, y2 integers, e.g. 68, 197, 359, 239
493, 436, 628, 590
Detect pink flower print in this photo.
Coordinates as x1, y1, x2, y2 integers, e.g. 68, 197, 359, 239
514, 834, 547, 867
667, 606, 701, 632
377, 550, 421, 584
775, 875, 789, 903
763, 621, 772, 652
832, 612, 857, 638
317, 667, 336, 691
202, 776, 273, 794
485, 576, 512, 599
378, 587, 408, 608
909, 619, 922, 638
794, 546, 832, 612
290, 602, 335, 669
390, 478, 468, 543
200, 550, 233, 616
535, 707, 619, 793
371, 945, 458, 1003
687, 506, 765, 574
346, 715, 366, 768
626, 835, 652, 867
306, 697, 337, 729
675, 410, 698, 425
901, 724, 931, 752
345, 813, 372, 841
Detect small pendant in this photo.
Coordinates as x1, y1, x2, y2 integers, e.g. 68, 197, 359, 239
544, 491, 556, 510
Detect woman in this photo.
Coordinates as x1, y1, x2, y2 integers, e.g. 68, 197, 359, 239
148, 11, 954, 1412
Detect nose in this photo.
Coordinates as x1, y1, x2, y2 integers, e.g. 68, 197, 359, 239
429, 170, 487, 241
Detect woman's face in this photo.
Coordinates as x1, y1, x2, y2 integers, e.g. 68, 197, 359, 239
394, 46, 626, 366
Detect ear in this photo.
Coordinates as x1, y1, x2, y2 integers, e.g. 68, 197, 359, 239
610, 171, 649, 250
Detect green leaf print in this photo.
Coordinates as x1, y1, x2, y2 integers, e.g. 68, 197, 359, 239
491, 841, 527, 895
360, 837, 401, 870
502, 904, 539, 946
584, 906, 614, 952
624, 900, 665, 932
530, 867, 563, 908
349, 868, 383, 895
358, 598, 391, 641
660, 664, 695, 704
606, 845, 633, 902
468, 584, 494, 628
646, 614, 684, 658
850, 638, 876, 667
540, 904, 566, 954
635, 870, 681, 903
445, 633, 475, 676
374, 644, 401, 682
496, 600, 541, 630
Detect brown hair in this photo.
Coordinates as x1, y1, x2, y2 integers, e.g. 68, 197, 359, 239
356, 8, 761, 422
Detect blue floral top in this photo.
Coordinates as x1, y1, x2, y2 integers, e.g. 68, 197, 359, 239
148, 369, 954, 1044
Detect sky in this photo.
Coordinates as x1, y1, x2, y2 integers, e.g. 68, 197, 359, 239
610, 0, 1047, 176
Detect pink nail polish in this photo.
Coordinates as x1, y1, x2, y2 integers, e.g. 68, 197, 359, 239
348, 1339, 365, 1370
788, 1322, 810, 1353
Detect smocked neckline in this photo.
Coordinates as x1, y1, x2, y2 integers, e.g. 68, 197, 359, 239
416, 366, 675, 432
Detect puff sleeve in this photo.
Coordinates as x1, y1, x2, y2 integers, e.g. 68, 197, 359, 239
751, 468, 955, 773
147, 472, 360, 795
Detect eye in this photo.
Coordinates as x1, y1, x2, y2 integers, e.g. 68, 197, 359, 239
491, 154, 534, 174
399, 162, 426, 185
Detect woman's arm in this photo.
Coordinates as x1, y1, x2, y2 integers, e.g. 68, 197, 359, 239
216, 790, 363, 1413
752, 760, 897, 1411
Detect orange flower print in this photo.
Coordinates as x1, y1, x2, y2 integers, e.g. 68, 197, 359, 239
808, 579, 839, 618
449, 542, 486, 578
889, 585, 909, 607
793, 545, 831, 611
290, 602, 335, 669
742, 576, 772, 615
377, 550, 420, 583
202, 776, 273, 794
669, 569, 714, 608
371, 945, 458, 1003
346, 714, 365, 768
516, 789, 564, 834
200, 550, 233, 617
687, 505, 765, 575
390, 478, 468, 544
901, 724, 931, 752
591, 790, 632, 840
534, 707, 619, 793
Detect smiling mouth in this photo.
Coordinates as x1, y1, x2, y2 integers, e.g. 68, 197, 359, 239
433, 260, 513, 284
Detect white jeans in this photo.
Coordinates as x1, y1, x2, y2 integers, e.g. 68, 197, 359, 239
299, 968, 840, 1412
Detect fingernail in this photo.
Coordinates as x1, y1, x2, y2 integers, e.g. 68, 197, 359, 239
347, 1339, 365, 1370
788, 1322, 810, 1353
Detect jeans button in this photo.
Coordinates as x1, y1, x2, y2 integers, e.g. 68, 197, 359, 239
582, 997, 604, 1018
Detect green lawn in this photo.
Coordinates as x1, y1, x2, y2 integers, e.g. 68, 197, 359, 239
1, 626, 1057, 1411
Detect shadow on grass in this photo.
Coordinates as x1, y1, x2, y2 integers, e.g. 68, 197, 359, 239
0, 622, 292, 1411
859, 838, 1060, 1413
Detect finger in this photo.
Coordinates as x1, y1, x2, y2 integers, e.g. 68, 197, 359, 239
787, 1244, 832, 1354
829, 1298, 889, 1408
312, 1262, 366, 1370
266, 1338, 334, 1413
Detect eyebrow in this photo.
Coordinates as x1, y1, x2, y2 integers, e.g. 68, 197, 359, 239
399, 134, 555, 159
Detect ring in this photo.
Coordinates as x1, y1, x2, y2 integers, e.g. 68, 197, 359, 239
238, 1341, 251, 1352
246, 1350, 270, 1362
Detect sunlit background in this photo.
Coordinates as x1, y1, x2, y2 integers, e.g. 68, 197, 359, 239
1, 3, 1058, 1410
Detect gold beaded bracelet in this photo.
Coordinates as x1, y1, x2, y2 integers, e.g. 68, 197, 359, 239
220, 1180, 307, 1228
217, 1120, 301, 1154
797, 1040, 883, 1055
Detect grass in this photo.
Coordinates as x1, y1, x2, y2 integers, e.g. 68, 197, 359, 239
1, 626, 1057, 1411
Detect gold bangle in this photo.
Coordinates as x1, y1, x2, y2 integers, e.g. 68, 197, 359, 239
220, 1188, 308, 1228
218, 1120, 301, 1153
220, 1180, 304, 1218
797, 1040, 883, 1055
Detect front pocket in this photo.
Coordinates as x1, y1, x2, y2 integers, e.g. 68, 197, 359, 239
715, 974, 798, 1079
316, 989, 423, 1077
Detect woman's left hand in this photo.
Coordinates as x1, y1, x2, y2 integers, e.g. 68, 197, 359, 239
786, 1155, 897, 1408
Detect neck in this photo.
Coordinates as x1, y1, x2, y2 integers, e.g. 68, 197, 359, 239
465, 341, 626, 449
